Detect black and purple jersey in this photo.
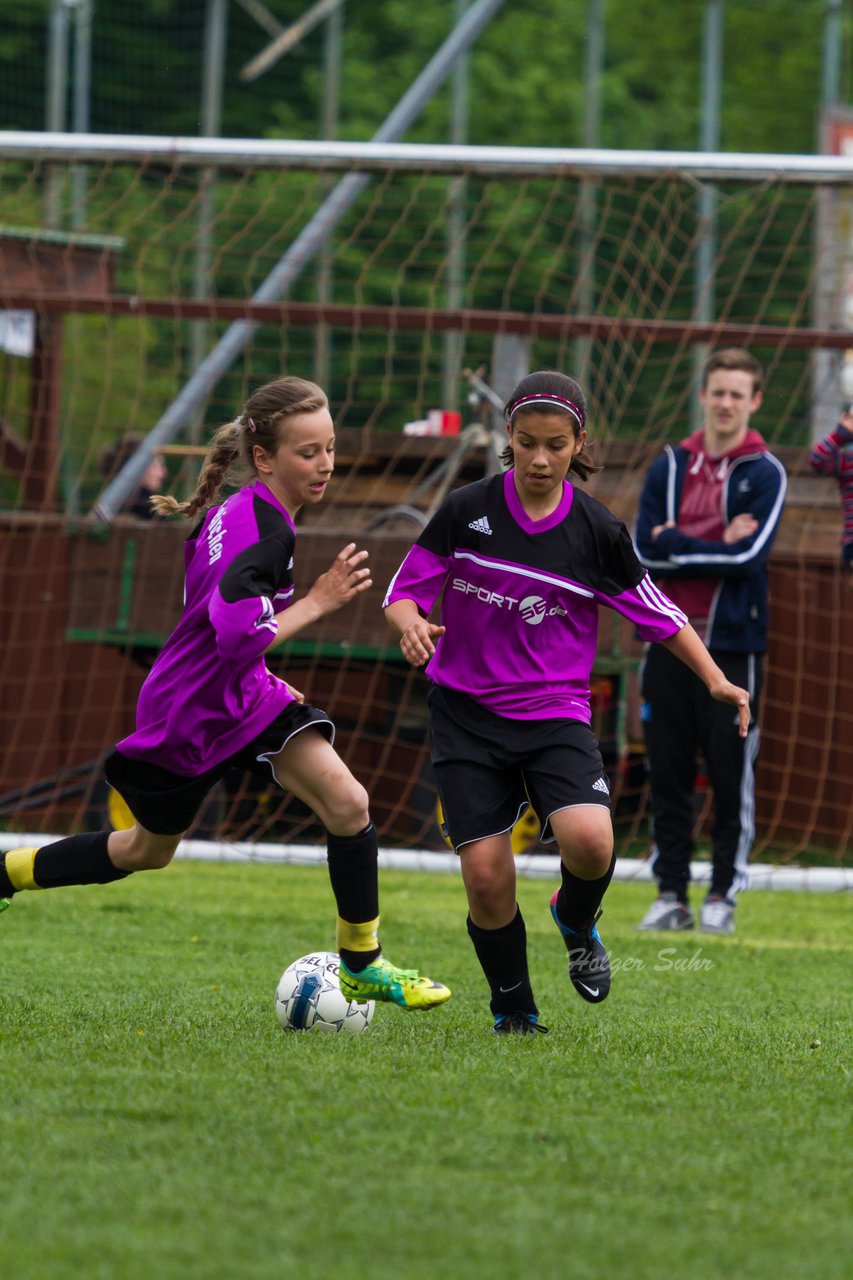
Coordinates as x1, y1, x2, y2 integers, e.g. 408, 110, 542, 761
384, 470, 687, 723
117, 480, 297, 775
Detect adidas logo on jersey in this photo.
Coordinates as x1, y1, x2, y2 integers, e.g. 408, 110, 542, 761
592, 776, 610, 795
468, 516, 493, 535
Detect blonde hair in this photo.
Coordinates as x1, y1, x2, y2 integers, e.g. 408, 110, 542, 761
150, 377, 328, 520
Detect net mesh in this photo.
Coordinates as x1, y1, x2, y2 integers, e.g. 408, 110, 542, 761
0, 146, 850, 863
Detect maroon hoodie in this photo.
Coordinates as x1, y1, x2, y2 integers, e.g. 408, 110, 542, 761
665, 427, 768, 636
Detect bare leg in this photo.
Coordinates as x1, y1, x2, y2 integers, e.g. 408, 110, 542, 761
459, 832, 517, 928
108, 825, 184, 871
267, 728, 369, 835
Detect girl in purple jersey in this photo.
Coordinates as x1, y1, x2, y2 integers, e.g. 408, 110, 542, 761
384, 369, 749, 1034
1, 377, 450, 1013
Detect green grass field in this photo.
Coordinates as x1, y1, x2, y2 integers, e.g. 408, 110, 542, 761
1, 862, 850, 1280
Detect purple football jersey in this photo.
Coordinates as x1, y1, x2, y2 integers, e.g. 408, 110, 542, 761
385, 470, 686, 723
117, 480, 297, 774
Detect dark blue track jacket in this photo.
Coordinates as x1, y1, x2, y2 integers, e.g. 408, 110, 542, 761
634, 432, 787, 654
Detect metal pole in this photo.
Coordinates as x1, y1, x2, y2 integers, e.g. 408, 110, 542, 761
442, 0, 470, 411
691, 0, 723, 429
9, 135, 853, 182
191, 0, 228, 384
64, 0, 93, 513
821, 0, 842, 110
233, 0, 283, 42
70, 0, 92, 229
45, 0, 71, 228
93, 0, 506, 521
240, 0, 346, 81
576, 0, 604, 386
314, 0, 344, 388
813, 0, 846, 437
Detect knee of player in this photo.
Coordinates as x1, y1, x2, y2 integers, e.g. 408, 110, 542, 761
323, 779, 370, 834
558, 825, 613, 877
138, 848, 178, 870
111, 827, 179, 870
463, 865, 511, 915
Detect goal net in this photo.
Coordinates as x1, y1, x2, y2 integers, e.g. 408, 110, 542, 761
0, 136, 850, 864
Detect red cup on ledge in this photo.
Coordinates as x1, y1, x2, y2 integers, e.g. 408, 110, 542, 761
428, 409, 462, 436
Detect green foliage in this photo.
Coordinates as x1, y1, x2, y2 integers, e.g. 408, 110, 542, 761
1, 865, 850, 1280
0, 0, 846, 492
2, 2, 846, 152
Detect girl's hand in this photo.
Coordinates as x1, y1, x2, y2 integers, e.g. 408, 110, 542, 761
308, 543, 373, 616
285, 682, 305, 704
400, 618, 445, 667
708, 679, 751, 738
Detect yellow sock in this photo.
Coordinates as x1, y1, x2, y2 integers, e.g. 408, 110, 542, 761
336, 915, 380, 954
5, 847, 40, 891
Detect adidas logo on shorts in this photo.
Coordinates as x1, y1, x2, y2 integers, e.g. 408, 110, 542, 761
468, 516, 492, 535
592, 776, 610, 795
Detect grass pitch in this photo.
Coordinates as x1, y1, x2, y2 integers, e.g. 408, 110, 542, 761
1, 862, 850, 1280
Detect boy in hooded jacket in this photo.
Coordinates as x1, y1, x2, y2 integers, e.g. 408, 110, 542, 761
634, 349, 787, 935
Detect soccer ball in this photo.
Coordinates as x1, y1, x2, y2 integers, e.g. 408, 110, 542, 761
275, 951, 375, 1034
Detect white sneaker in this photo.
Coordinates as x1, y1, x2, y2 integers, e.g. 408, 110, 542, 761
636, 892, 695, 932
700, 896, 735, 934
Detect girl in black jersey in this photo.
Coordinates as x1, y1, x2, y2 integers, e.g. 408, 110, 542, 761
384, 370, 750, 1034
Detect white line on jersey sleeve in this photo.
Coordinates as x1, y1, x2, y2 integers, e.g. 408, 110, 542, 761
635, 573, 688, 628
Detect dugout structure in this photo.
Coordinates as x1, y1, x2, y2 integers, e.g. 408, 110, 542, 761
0, 134, 850, 863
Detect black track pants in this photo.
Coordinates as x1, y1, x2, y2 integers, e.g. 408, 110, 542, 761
640, 645, 762, 902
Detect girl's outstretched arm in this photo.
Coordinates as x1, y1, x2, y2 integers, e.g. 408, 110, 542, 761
266, 543, 372, 650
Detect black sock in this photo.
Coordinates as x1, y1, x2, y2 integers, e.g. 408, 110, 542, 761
34, 832, 130, 888
555, 851, 616, 933
2, 833, 130, 894
467, 908, 537, 1017
327, 823, 381, 972
0, 854, 15, 897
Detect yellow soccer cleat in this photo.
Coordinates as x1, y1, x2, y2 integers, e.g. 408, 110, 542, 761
338, 955, 451, 1011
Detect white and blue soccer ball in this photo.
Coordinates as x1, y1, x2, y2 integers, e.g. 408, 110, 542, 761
275, 951, 375, 1034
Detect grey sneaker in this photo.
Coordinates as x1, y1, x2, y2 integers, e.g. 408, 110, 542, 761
636, 892, 695, 932
700, 896, 735, 934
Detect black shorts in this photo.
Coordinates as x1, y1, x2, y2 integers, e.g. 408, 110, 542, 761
427, 685, 610, 851
104, 702, 335, 836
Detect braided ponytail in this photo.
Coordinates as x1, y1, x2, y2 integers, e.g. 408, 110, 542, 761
149, 421, 244, 520
149, 376, 328, 520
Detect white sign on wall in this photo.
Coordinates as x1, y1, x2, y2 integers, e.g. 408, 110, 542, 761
0, 310, 35, 358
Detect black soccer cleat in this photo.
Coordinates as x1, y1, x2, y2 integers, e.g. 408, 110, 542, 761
550, 893, 611, 1004
492, 1011, 549, 1035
